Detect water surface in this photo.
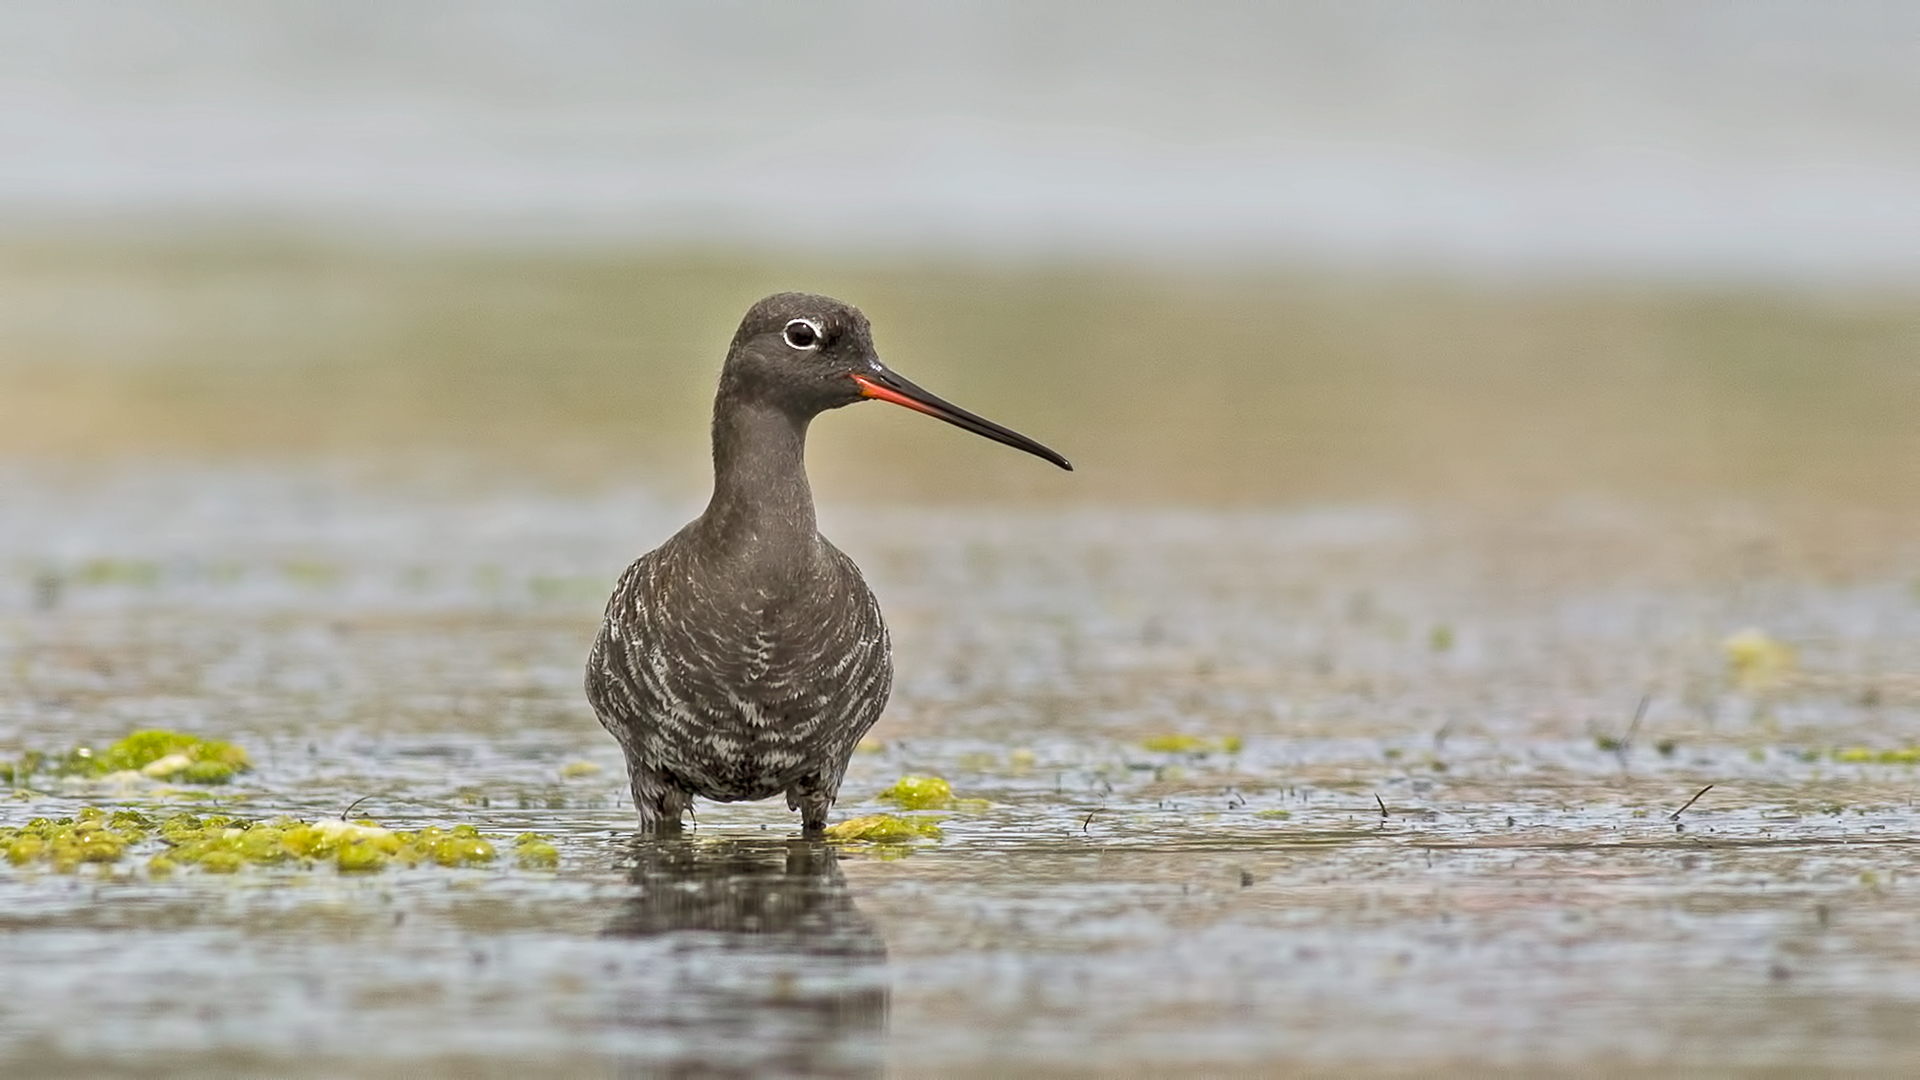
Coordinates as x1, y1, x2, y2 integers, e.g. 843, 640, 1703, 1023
4, 466, 1917, 1075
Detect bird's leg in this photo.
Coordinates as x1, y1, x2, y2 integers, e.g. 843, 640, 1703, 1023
630, 765, 691, 833
787, 783, 834, 834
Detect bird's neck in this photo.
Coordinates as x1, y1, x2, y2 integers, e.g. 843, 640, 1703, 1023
698, 397, 820, 564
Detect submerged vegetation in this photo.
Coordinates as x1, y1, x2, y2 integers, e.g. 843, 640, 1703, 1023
1139, 734, 1243, 756
1723, 628, 1796, 691
877, 774, 955, 809
1, 807, 557, 875
875, 774, 992, 814
5, 729, 251, 788
833, 777, 959, 844
1830, 747, 1920, 766
824, 814, 944, 844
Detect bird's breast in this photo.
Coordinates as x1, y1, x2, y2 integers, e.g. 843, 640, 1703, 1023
590, 532, 893, 798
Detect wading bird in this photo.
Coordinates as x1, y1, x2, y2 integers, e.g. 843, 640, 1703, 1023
586, 293, 1070, 832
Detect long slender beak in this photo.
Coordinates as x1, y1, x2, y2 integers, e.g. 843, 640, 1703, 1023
853, 364, 1072, 471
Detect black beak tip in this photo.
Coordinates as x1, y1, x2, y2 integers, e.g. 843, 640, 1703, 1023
856, 367, 1073, 473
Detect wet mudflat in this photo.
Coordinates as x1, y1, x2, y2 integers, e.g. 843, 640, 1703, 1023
4, 466, 1918, 1076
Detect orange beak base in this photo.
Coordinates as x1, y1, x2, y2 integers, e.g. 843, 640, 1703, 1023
852, 369, 1071, 471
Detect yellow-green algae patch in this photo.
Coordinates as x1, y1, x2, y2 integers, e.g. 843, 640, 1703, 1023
1, 807, 548, 875
1723, 628, 1795, 691
513, 833, 560, 869
2, 807, 141, 871
877, 775, 954, 810
1832, 747, 1920, 765
875, 774, 989, 813
824, 814, 944, 844
1139, 734, 1243, 755
8, 729, 252, 787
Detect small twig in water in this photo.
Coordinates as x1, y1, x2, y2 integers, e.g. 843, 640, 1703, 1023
1375, 794, 1390, 819
339, 794, 375, 821
1669, 783, 1715, 822
1082, 809, 1099, 833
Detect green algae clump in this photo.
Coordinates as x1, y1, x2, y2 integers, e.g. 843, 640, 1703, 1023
1, 807, 142, 872
875, 775, 989, 813
335, 836, 391, 872
16, 729, 253, 786
419, 824, 497, 868
824, 814, 943, 844
877, 775, 955, 810
1139, 734, 1243, 755
1833, 747, 1920, 765
1, 808, 518, 875
278, 820, 495, 871
103, 730, 252, 783
1723, 628, 1794, 691
196, 849, 245, 874
513, 833, 560, 869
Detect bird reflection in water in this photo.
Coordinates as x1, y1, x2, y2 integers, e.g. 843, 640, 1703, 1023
603, 837, 888, 1078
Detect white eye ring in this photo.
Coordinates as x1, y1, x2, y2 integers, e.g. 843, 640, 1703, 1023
782, 319, 824, 351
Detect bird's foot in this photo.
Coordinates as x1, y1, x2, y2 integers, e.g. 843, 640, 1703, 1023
632, 777, 692, 834
637, 813, 686, 835
788, 786, 834, 835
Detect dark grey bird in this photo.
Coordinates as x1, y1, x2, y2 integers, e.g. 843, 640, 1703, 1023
586, 293, 1070, 833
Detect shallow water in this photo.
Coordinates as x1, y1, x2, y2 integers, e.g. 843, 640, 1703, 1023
3, 465, 1918, 1075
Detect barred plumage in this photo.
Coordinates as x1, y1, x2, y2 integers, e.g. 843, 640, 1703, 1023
587, 528, 891, 829
585, 293, 1068, 833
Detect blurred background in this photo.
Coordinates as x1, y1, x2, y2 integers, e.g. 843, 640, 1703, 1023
9, 8, 1920, 1073
1, 0, 1916, 511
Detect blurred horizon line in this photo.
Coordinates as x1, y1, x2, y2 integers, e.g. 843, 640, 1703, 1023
7, 204, 1920, 293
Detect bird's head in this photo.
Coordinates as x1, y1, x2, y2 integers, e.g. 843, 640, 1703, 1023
719, 292, 1071, 471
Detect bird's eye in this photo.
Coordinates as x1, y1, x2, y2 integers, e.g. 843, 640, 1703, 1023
782, 319, 822, 351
